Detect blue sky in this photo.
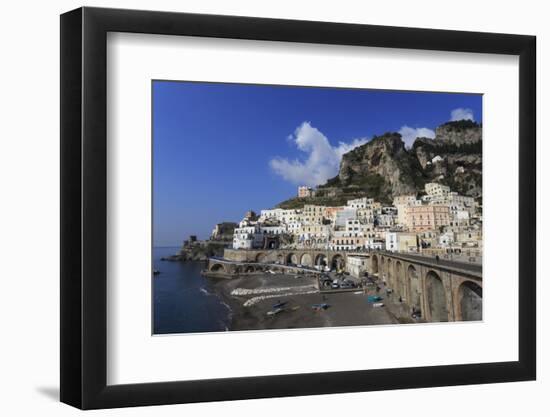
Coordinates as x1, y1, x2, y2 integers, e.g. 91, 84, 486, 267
153, 81, 482, 246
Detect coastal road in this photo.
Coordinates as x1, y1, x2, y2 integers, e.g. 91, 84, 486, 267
384, 252, 482, 274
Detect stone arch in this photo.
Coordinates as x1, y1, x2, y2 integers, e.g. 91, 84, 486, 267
407, 265, 421, 310
331, 254, 345, 271
300, 253, 313, 267
395, 261, 405, 299
370, 254, 379, 275
286, 253, 298, 265
244, 265, 255, 273
458, 281, 482, 321
210, 263, 225, 273
315, 254, 328, 268
426, 270, 448, 322
386, 258, 393, 288
255, 253, 267, 263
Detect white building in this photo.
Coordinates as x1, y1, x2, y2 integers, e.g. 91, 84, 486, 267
259, 208, 299, 224
334, 207, 357, 227
232, 225, 263, 249
425, 182, 450, 197
375, 213, 395, 228
286, 221, 302, 234
365, 239, 385, 251
346, 197, 375, 209
260, 225, 286, 236
439, 231, 455, 246
356, 207, 375, 223
346, 254, 369, 278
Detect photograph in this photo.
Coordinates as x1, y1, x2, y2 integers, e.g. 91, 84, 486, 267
152, 81, 483, 334
0, 0, 543, 413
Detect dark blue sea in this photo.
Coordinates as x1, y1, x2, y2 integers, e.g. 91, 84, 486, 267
153, 247, 231, 334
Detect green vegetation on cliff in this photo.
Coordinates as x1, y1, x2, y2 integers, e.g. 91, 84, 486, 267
277, 195, 350, 209
441, 120, 481, 130
413, 139, 482, 155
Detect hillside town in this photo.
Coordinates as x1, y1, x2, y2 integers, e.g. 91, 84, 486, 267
229, 182, 482, 265
154, 83, 485, 333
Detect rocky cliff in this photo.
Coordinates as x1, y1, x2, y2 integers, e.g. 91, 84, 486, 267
412, 120, 482, 198
278, 120, 482, 208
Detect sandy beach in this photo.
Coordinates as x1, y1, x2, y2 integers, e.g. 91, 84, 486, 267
207, 272, 399, 331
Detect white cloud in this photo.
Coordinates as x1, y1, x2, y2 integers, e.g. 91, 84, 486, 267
398, 125, 435, 148
269, 122, 368, 187
450, 107, 475, 121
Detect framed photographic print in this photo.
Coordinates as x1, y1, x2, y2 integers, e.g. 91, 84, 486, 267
60, 7, 536, 409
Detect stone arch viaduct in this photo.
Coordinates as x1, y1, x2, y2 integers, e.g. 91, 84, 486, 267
369, 252, 482, 322
208, 248, 348, 273
206, 249, 482, 322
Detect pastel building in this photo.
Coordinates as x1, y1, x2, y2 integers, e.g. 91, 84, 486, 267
300, 205, 326, 225
298, 186, 315, 198
405, 204, 451, 232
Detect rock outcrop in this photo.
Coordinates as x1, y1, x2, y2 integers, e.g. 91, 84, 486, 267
336, 132, 421, 200
277, 120, 482, 208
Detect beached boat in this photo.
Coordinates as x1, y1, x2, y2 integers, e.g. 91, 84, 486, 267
266, 307, 284, 316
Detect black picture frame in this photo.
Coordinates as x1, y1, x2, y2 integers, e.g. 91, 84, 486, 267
60, 6, 536, 410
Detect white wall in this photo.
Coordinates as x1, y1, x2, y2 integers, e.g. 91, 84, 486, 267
0, 0, 546, 416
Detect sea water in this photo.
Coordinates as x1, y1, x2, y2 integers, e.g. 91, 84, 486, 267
153, 247, 230, 334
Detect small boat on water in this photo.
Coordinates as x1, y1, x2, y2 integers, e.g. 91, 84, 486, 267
311, 303, 329, 311
153, 269, 161, 276
272, 301, 287, 309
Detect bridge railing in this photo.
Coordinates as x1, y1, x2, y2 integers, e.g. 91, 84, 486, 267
379, 249, 482, 265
